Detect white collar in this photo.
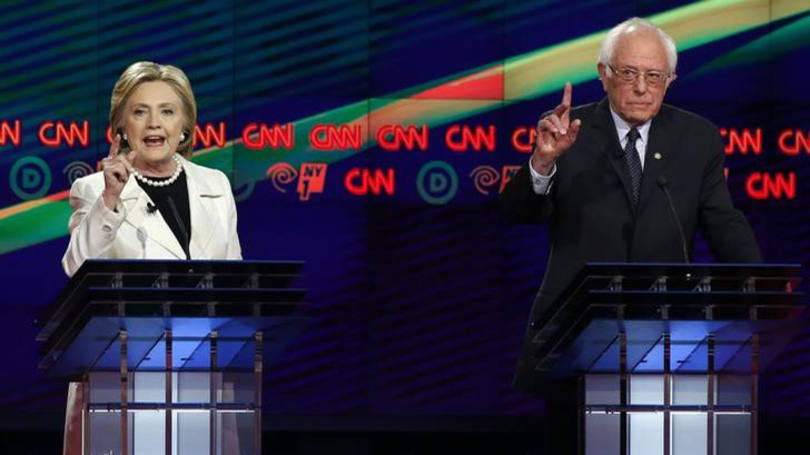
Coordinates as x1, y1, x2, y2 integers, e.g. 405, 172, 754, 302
609, 107, 652, 145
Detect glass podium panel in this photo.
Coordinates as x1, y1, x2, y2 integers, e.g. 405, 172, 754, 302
88, 410, 124, 455
176, 411, 209, 455
629, 374, 663, 405
672, 375, 707, 405
87, 370, 259, 455
175, 371, 210, 403
672, 413, 707, 455
717, 375, 751, 406
584, 374, 619, 405
216, 411, 256, 455
585, 413, 619, 455
717, 414, 751, 455
220, 372, 255, 404
133, 410, 165, 454
133, 372, 165, 403
629, 412, 664, 455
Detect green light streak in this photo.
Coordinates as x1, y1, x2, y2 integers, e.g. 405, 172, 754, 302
694, 14, 810, 75
0, 201, 72, 255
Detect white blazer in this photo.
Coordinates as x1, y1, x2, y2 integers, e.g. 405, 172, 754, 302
62, 155, 242, 276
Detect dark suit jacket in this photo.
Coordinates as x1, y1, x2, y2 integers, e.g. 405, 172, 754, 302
501, 99, 762, 393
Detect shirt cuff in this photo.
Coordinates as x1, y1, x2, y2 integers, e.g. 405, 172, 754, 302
528, 159, 556, 195
94, 195, 126, 236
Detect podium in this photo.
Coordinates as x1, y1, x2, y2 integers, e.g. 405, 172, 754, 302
37, 260, 307, 455
530, 263, 804, 455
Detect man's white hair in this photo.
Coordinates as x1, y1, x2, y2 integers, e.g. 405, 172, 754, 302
598, 17, 678, 74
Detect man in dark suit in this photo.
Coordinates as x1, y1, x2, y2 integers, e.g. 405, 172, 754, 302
500, 17, 761, 449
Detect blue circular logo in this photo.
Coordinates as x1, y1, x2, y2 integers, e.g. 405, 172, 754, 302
416, 160, 458, 205
10, 156, 52, 200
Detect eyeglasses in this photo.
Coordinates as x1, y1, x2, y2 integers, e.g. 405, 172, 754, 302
607, 64, 672, 87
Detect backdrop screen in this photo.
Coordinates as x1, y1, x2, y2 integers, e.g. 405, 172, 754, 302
1, 0, 808, 429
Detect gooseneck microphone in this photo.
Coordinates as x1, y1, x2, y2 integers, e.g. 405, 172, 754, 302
135, 226, 148, 259
657, 176, 689, 264
146, 202, 158, 214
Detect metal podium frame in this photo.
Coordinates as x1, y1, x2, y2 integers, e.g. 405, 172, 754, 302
37, 259, 307, 455
529, 263, 804, 455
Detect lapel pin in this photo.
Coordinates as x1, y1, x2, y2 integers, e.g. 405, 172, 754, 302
654, 152, 662, 160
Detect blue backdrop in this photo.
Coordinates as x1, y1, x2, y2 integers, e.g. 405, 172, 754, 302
0, 0, 808, 431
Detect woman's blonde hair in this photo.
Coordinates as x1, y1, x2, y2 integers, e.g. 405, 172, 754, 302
109, 61, 197, 156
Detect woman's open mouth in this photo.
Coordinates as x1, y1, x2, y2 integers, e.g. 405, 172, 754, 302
143, 135, 166, 147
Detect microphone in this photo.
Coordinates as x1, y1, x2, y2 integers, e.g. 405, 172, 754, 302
136, 226, 148, 259
146, 202, 158, 214
657, 177, 689, 263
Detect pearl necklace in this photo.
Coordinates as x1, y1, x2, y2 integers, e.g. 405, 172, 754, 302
132, 155, 184, 187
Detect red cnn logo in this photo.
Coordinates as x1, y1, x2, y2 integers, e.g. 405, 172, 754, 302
0, 120, 21, 146
720, 128, 762, 155
310, 124, 362, 151
193, 122, 227, 148
376, 125, 428, 151
445, 125, 496, 152
511, 126, 537, 153
344, 168, 396, 195
746, 172, 795, 200
243, 123, 295, 150
778, 129, 810, 155
39, 121, 89, 147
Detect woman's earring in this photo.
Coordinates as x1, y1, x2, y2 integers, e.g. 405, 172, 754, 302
180, 132, 186, 142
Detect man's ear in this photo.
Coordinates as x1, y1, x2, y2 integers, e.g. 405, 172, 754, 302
665, 72, 677, 89
596, 63, 608, 91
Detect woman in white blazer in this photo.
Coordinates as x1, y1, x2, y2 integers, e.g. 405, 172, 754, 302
61, 62, 242, 454
62, 61, 241, 277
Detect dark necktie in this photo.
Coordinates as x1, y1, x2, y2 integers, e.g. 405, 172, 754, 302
624, 127, 642, 206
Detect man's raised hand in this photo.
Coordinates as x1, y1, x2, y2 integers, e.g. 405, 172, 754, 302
532, 82, 581, 175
